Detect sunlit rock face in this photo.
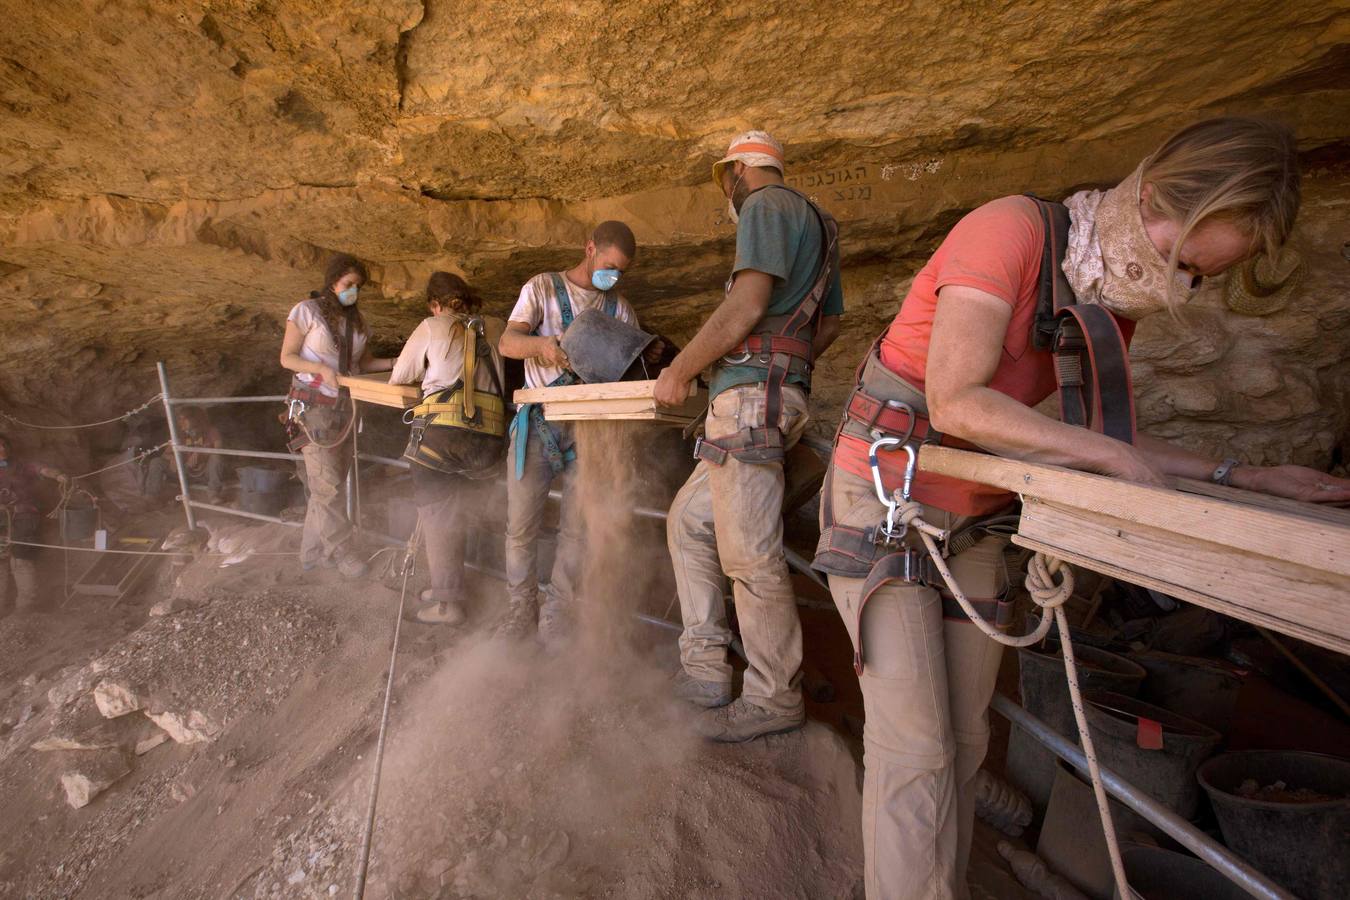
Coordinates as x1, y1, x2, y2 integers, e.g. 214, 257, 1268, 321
1, 0, 1347, 468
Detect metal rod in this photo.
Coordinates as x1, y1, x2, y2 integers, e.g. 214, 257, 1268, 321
158, 362, 197, 531
784, 546, 829, 590
1257, 626, 1350, 719
990, 694, 1294, 900
177, 446, 304, 462
357, 452, 411, 470
187, 500, 302, 528
166, 395, 288, 405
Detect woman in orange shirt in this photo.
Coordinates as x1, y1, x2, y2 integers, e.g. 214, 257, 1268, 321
816, 117, 1350, 899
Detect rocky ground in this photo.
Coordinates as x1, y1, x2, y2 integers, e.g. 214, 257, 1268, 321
0, 513, 880, 899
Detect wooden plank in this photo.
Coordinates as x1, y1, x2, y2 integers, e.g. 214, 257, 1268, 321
919, 446, 1350, 579
1175, 477, 1350, 527
337, 373, 421, 409
1014, 498, 1350, 656
514, 379, 706, 424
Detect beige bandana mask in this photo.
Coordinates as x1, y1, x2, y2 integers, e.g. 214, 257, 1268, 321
1062, 163, 1197, 320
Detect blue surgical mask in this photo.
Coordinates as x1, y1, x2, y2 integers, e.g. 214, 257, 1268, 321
591, 268, 620, 291
337, 286, 359, 307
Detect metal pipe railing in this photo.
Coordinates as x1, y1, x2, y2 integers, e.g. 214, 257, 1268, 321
989, 693, 1293, 900
174, 446, 303, 462
187, 499, 302, 528
166, 395, 288, 405
158, 362, 197, 530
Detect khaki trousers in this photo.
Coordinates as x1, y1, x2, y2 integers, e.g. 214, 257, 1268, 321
0, 556, 40, 612
668, 383, 810, 715
299, 406, 354, 566
823, 465, 1007, 900
419, 488, 471, 597
505, 422, 581, 614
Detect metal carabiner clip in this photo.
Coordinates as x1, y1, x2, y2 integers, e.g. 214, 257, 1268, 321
868, 436, 919, 542
722, 342, 753, 365
287, 398, 307, 422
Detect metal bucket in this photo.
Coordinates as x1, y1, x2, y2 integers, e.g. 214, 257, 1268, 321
559, 308, 656, 383
1083, 691, 1221, 822
1198, 750, 1350, 900
1038, 761, 1138, 900
1007, 642, 1147, 813
238, 488, 284, 517
1114, 844, 1250, 900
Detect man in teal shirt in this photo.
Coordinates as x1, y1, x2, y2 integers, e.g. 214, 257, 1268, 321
655, 131, 843, 741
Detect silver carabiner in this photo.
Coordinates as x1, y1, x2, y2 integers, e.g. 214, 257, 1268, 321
868, 436, 919, 542
287, 398, 307, 422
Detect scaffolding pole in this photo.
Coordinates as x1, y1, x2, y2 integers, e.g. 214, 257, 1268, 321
157, 361, 197, 531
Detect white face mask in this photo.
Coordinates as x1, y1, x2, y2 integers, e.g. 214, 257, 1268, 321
724, 170, 745, 225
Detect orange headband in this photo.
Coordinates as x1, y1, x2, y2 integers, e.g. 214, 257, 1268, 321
726, 141, 784, 162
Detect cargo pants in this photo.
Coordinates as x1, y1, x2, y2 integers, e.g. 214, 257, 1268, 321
668, 382, 810, 716
298, 405, 355, 567
823, 465, 1007, 900
505, 421, 582, 623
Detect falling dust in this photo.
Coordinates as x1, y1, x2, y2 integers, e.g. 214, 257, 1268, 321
358, 421, 864, 898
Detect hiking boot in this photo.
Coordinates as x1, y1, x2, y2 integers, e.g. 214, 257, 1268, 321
536, 599, 572, 649
495, 595, 538, 640
672, 670, 733, 709
301, 554, 333, 572
411, 597, 466, 626
336, 553, 368, 579
695, 698, 805, 743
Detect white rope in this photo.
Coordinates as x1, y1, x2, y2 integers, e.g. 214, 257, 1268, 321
0, 394, 164, 430
70, 441, 172, 482
895, 498, 1130, 898
0, 537, 299, 558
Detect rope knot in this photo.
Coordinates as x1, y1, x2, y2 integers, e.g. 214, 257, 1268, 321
895, 499, 925, 528
1025, 551, 1074, 609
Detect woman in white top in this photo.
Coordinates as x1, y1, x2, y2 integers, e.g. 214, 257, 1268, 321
279, 254, 394, 578
391, 272, 506, 624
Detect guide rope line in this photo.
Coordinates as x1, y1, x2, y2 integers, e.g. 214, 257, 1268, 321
353, 518, 422, 900
0, 394, 164, 430
867, 436, 1130, 898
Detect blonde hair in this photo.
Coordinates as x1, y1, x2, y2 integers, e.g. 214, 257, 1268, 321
1141, 117, 1300, 305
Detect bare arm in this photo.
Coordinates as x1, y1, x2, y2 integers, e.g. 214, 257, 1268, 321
813, 314, 842, 359
930, 286, 1350, 502
359, 347, 394, 374
499, 321, 570, 368
653, 270, 775, 405
925, 286, 1166, 485
279, 320, 338, 385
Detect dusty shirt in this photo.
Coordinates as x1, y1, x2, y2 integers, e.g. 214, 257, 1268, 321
287, 298, 368, 398
711, 186, 845, 399
507, 273, 638, 389
833, 196, 1136, 516
391, 315, 505, 397
0, 461, 43, 513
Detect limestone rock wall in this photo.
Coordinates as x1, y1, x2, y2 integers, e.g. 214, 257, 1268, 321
1, 0, 1347, 471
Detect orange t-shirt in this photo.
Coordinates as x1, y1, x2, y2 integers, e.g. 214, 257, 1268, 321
833, 195, 1136, 516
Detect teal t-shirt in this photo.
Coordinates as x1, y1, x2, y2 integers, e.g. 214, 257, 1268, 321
709, 185, 845, 399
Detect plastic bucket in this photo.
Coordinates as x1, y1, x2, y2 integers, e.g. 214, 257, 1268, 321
238, 488, 284, 517
1083, 691, 1220, 821
1198, 750, 1350, 900
238, 466, 290, 493
1115, 844, 1250, 900
1007, 642, 1147, 812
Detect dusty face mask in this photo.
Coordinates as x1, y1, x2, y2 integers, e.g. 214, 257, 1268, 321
337, 285, 359, 307
724, 170, 746, 225
1062, 163, 1197, 320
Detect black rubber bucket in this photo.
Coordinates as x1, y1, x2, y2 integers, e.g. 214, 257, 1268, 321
1129, 649, 1244, 737
238, 466, 290, 493
1084, 691, 1221, 821
1115, 844, 1250, 900
1197, 750, 1350, 900
238, 488, 284, 517
1007, 642, 1147, 812
61, 502, 98, 541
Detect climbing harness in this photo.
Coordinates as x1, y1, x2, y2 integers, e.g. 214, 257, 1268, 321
695, 185, 839, 467
510, 273, 617, 479
858, 436, 1131, 898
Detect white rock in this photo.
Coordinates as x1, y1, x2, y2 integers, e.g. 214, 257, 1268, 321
147, 708, 222, 744
60, 750, 131, 808
93, 680, 143, 718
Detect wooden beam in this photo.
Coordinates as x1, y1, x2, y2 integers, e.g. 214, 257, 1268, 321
919, 445, 1348, 578
1014, 498, 1350, 655
337, 373, 421, 409
514, 379, 706, 426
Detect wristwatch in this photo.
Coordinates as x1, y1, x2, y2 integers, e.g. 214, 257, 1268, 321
1212, 458, 1241, 486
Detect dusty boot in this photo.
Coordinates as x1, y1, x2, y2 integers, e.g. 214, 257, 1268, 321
695, 697, 804, 743
11, 558, 41, 612
411, 590, 466, 626
672, 669, 733, 709
495, 593, 539, 640
336, 552, 368, 580
536, 596, 573, 649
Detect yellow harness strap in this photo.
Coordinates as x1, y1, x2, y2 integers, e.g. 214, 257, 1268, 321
461, 321, 478, 419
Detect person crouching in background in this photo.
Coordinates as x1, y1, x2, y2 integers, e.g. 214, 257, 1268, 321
391, 272, 507, 624
169, 405, 226, 504
279, 253, 395, 579
0, 433, 68, 615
